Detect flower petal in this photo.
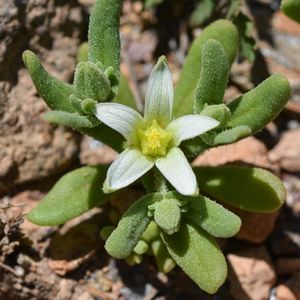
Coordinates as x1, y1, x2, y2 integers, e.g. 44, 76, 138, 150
155, 147, 198, 196
144, 56, 173, 126
103, 149, 154, 193
94, 103, 143, 140
167, 115, 219, 145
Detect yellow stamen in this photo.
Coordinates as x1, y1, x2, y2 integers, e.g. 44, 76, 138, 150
138, 120, 172, 157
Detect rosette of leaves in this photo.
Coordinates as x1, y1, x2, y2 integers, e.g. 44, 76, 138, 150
23, 0, 290, 295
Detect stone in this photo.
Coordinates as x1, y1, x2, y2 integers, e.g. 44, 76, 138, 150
268, 129, 300, 173
79, 136, 117, 166
233, 209, 279, 243
193, 137, 277, 172
228, 246, 276, 300
0, 0, 87, 192
276, 284, 297, 300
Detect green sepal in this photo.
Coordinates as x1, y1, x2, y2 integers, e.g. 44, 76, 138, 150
44, 110, 99, 128
281, 0, 300, 23
200, 104, 231, 128
88, 0, 122, 77
105, 193, 162, 259
173, 19, 239, 117
27, 166, 109, 226
212, 125, 252, 145
228, 74, 291, 134
194, 39, 230, 113
194, 165, 286, 213
186, 195, 241, 238
151, 239, 176, 273
74, 62, 111, 102
22, 50, 76, 113
161, 221, 227, 294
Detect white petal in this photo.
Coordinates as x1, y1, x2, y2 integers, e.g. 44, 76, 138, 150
167, 115, 219, 145
155, 147, 198, 196
144, 56, 173, 126
103, 148, 154, 193
94, 103, 143, 140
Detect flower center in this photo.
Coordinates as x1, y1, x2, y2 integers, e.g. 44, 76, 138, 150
138, 120, 172, 157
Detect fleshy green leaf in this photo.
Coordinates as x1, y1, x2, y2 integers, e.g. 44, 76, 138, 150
281, 0, 300, 23
200, 104, 231, 128
74, 62, 111, 102
233, 13, 256, 62
186, 195, 241, 238
189, 0, 215, 27
27, 166, 109, 226
161, 222, 227, 294
151, 239, 176, 273
212, 125, 252, 145
228, 74, 291, 134
226, 0, 242, 20
173, 19, 239, 117
77, 42, 89, 63
44, 111, 99, 128
194, 39, 230, 113
105, 193, 162, 259
88, 0, 122, 77
22, 50, 76, 113
194, 165, 286, 212
113, 73, 137, 109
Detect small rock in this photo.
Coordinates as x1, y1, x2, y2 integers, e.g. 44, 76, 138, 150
79, 136, 117, 165
276, 284, 297, 300
228, 246, 276, 300
193, 137, 277, 171
268, 129, 300, 172
233, 209, 279, 243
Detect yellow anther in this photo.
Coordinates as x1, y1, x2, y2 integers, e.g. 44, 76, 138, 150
138, 120, 172, 157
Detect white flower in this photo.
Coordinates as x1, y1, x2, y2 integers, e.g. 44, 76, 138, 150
94, 56, 219, 196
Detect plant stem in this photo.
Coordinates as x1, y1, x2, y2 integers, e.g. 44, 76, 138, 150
153, 169, 168, 193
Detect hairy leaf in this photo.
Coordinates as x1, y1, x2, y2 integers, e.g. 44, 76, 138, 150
161, 222, 227, 294
27, 166, 109, 226
88, 0, 122, 77
23, 50, 76, 113
194, 165, 286, 212
44, 111, 99, 128
194, 39, 230, 113
173, 19, 239, 117
105, 193, 162, 259
74, 62, 111, 102
186, 195, 241, 238
228, 74, 291, 134
212, 125, 252, 145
